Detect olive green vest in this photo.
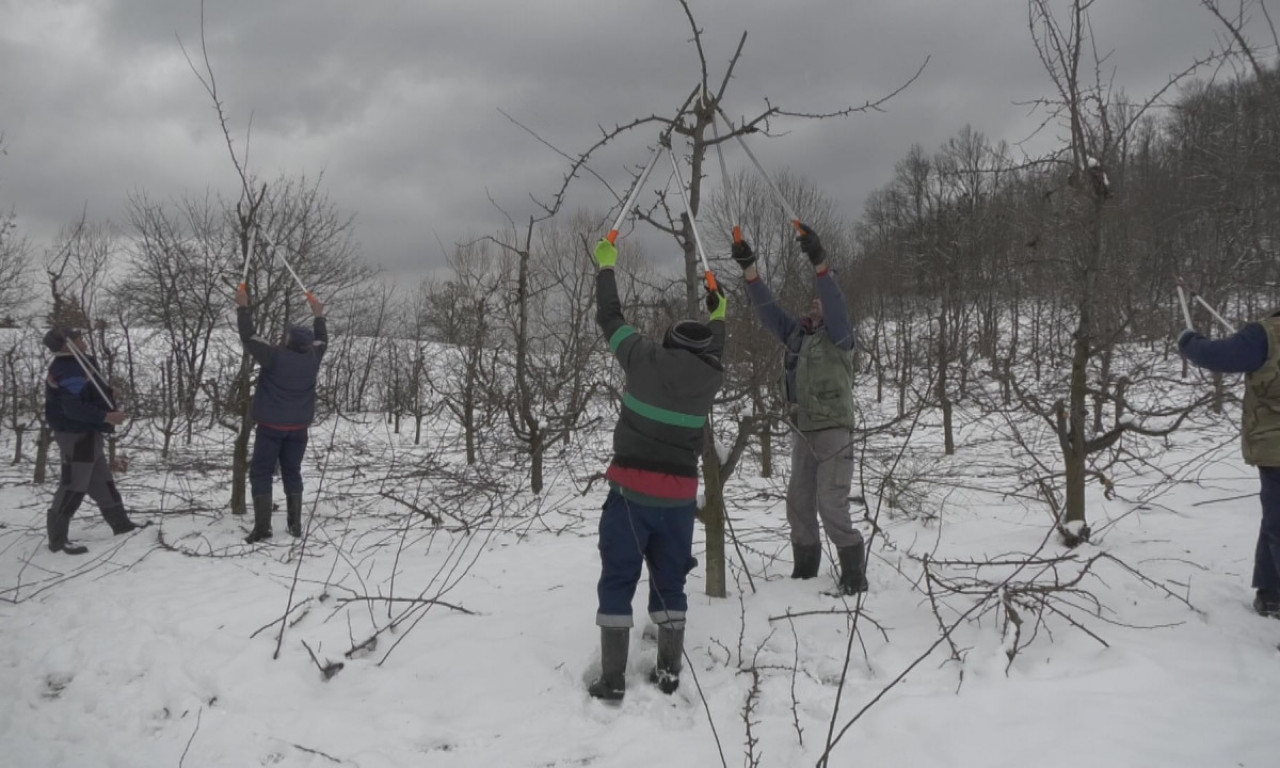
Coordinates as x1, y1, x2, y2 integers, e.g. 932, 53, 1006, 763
793, 332, 857, 432
1243, 317, 1280, 466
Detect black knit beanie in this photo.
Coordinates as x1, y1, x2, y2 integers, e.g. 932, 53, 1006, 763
663, 320, 713, 352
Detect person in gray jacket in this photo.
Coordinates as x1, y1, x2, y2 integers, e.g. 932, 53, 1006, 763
236, 287, 327, 543
732, 224, 868, 595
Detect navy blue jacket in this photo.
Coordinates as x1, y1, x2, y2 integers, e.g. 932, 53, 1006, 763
44, 353, 115, 433
238, 308, 328, 427
1179, 323, 1269, 374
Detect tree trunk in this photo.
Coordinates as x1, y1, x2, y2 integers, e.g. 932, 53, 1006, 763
231, 397, 252, 515
760, 423, 773, 480
1093, 346, 1112, 434
938, 309, 955, 455
33, 426, 51, 483
701, 434, 726, 598
11, 426, 23, 464
1062, 325, 1090, 537
1061, 194, 1103, 547
464, 400, 476, 465
530, 426, 543, 495
897, 332, 911, 418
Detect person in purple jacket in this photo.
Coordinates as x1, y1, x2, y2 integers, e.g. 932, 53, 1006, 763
1178, 309, 1280, 617
731, 224, 868, 595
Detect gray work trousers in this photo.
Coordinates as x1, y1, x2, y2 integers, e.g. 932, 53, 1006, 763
47, 430, 127, 548
786, 427, 863, 548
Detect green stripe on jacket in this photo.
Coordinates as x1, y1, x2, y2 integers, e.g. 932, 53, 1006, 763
609, 325, 637, 352
622, 392, 706, 428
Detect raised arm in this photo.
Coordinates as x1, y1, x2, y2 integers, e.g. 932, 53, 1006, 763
236, 287, 276, 368
309, 294, 329, 361
798, 224, 855, 351
705, 287, 727, 360
1178, 323, 1269, 374
593, 239, 652, 371
814, 270, 855, 351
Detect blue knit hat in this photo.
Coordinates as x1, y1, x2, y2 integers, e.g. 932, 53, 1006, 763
286, 326, 315, 352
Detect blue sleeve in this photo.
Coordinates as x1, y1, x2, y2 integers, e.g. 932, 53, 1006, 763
1178, 322, 1269, 374
745, 277, 800, 344
814, 270, 855, 351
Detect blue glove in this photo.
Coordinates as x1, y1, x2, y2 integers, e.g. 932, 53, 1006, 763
1177, 329, 1197, 348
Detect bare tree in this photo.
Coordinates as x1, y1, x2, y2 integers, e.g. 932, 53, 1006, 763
505, 0, 923, 596
1, 332, 43, 463
422, 242, 503, 465
122, 191, 229, 445
1025, 0, 1216, 545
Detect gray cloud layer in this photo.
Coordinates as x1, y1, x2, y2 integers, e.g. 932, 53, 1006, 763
0, 0, 1268, 276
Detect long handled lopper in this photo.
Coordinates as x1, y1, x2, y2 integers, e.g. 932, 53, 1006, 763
664, 138, 719, 293
716, 106, 804, 236
1177, 276, 1235, 334
709, 111, 743, 246
239, 225, 318, 305
65, 338, 116, 411
606, 145, 664, 246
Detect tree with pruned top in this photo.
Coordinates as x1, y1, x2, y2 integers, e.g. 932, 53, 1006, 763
531, 0, 923, 597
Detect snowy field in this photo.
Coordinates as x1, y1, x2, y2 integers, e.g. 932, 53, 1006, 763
0, 383, 1276, 768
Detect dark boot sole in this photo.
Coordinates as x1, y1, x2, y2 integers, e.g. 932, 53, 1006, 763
50, 544, 89, 555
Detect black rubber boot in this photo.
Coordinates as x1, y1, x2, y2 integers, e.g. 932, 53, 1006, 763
102, 505, 138, 535
1254, 589, 1280, 618
791, 543, 821, 579
587, 627, 629, 702
245, 495, 274, 544
50, 541, 89, 555
286, 494, 303, 538
837, 542, 869, 595
648, 625, 684, 694
47, 492, 85, 554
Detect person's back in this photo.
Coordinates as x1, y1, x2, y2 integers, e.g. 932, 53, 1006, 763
251, 326, 325, 428
604, 319, 724, 503
587, 237, 726, 702
1239, 316, 1280, 466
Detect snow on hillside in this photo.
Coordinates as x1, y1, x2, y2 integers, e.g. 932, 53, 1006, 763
0, 356, 1275, 768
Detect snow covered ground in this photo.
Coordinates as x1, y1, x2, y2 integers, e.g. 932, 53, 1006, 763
0, 396, 1275, 768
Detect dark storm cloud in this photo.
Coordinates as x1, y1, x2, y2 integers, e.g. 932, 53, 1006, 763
0, 0, 1270, 277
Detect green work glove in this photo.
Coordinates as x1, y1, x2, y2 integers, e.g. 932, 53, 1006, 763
705, 288, 727, 321
594, 239, 618, 269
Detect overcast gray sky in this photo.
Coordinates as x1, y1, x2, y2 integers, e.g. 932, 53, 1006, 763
0, 0, 1271, 277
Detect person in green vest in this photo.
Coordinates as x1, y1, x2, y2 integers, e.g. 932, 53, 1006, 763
732, 224, 867, 595
1178, 309, 1280, 617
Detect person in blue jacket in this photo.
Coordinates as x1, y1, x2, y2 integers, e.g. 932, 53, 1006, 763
1178, 309, 1280, 617
43, 327, 139, 554
236, 287, 328, 543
